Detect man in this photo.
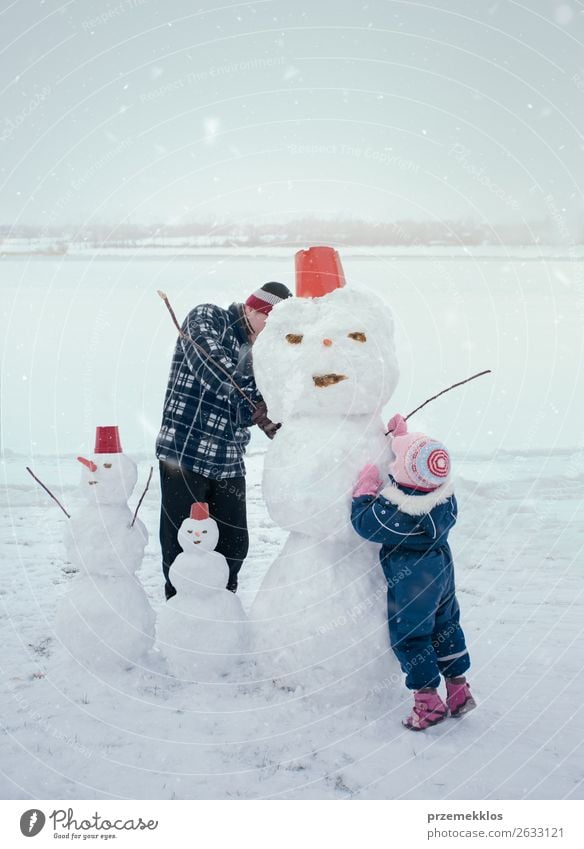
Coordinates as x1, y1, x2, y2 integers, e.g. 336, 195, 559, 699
156, 281, 292, 598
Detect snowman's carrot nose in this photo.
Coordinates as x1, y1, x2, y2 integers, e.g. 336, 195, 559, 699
77, 456, 98, 473
323, 338, 333, 346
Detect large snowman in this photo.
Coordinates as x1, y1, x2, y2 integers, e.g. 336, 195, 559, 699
156, 502, 247, 682
251, 252, 401, 697
54, 426, 156, 675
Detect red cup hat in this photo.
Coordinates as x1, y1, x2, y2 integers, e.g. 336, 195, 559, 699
190, 502, 210, 521
295, 246, 346, 298
94, 426, 123, 454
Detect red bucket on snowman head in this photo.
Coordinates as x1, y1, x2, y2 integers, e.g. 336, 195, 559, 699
94, 426, 123, 454
190, 502, 210, 521
295, 246, 346, 298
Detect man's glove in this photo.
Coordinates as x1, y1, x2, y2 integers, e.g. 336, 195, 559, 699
353, 464, 383, 498
252, 401, 281, 440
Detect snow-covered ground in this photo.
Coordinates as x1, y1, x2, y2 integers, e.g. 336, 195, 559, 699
1, 253, 583, 799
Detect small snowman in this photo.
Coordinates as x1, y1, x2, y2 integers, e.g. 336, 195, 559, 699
54, 426, 156, 675
156, 503, 247, 682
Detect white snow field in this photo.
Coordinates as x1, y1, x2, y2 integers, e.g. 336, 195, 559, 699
1, 251, 583, 800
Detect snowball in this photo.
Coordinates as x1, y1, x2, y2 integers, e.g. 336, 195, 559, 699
77, 453, 138, 506
157, 549, 247, 682
253, 287, 399, 422
55, 573, 156, 674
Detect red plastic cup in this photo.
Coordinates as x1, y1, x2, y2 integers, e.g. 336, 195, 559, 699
190, 502, 210, 521
94, 426, 123, 454
295, 246, 346, 298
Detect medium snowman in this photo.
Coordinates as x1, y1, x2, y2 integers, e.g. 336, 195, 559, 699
54, 426, 156, 675
156, 503, 247, 682
251, 264, 401, 699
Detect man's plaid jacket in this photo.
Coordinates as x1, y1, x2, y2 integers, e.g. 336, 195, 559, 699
156, 302, 261, 479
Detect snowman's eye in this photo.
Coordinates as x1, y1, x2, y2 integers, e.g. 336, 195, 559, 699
103, 463, 112, 468
348, 332, 367, 343
187, 530, 193, 534
286, 333, 303, 344
202, 530, 208, 533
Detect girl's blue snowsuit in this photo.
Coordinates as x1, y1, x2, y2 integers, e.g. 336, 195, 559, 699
351, 478, 470, 690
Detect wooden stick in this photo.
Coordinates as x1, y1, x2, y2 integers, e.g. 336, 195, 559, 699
387, 370, 492, 433
131, 466, 153, 528
157, 290, 258, 409
26, 467, 71, 518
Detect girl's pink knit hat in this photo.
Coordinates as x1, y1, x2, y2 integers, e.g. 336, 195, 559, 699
387, 414, 451, 492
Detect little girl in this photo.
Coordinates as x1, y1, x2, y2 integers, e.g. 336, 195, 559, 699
351, 414, 476, 731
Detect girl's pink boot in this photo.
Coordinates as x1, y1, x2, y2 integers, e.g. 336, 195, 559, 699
446, 678, 477, 716
402, 689, 448, 731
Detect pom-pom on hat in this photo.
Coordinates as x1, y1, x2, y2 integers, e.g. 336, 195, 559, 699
94, 426, 123, 454
245, 281, 292, 315
190, 502, 210, 521
388, 414, 450, 492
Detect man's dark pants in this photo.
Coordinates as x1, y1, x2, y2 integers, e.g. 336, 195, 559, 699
159, 460, 249, 598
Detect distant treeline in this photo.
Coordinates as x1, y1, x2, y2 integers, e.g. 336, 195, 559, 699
1, 216, 580, 246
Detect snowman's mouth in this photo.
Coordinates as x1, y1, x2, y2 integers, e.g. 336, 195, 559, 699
88, 481, 98, 486
194, 540, 201, 544
313, 373, 348, 388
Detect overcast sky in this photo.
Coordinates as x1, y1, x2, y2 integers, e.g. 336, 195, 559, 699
1, 0, 583, 235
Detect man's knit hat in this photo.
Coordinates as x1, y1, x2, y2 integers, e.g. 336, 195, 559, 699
245, 281, 292, 315
388, 414, 450, 492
